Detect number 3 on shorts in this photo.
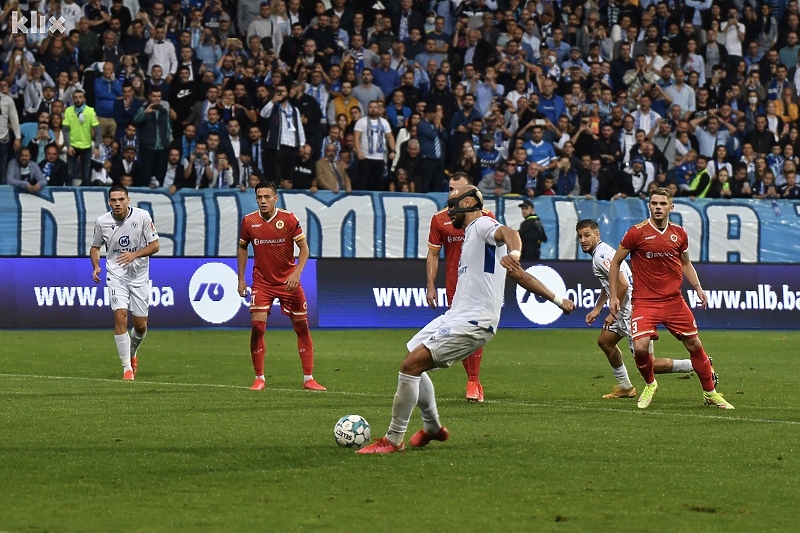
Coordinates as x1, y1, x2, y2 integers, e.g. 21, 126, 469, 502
631, 318, 639, 334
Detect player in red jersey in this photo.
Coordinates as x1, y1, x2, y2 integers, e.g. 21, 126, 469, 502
607, 187, 733, 409
237, 182, 326, 392
426, 172, 493, 402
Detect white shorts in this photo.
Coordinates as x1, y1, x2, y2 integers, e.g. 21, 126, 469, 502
108, 279, 151, 317
407, 315, 494, 369
607, 307, 633, 353
607, 307, 653, 355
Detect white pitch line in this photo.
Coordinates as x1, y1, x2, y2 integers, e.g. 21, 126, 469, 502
1, 373, 798, 426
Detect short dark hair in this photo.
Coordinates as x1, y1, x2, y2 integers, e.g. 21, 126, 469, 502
255, 181, 278, 195
575, 219, 599, 232
108, 184, 129, 198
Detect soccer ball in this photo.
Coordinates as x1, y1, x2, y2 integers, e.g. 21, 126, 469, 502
334, 415, 371, 448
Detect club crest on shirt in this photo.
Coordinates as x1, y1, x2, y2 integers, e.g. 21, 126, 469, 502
670, 234, 678, 242
276, 220, 285, 229
131, 221, 138, 228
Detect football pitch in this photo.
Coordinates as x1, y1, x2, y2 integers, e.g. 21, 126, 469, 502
1, 328, 798, 532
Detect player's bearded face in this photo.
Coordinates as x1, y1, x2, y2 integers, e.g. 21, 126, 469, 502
450, 210, 467, 229
577, 229, 599, 253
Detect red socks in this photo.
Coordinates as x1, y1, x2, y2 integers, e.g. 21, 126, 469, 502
689, 346, 715, 392
462, 348, 483, 382
293, 320, 314, 375
250, 320, 266, 375
634, 350, 655, 384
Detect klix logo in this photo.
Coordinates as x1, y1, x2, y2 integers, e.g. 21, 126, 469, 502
11, 11, 66, 34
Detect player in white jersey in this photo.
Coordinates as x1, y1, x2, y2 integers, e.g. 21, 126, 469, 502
576, 220, 701, 399
358, 185, 575, 454
90, 185, 160, 381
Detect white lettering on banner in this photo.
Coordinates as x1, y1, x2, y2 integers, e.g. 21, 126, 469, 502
128, 191, 176, 255
4, 188, 796, 261
83, 190, 109, 255
381, 195, 439, 258
19, 190, 80, 255
182, 195, 207, 256
373, 287, 447, 307
283, 194, 375, 257
706, 205, 758, 262
216, 195, 239, 256
687, 284, 800, 311
34, 286, 174, 307
554, 200, 579, 260
671, 204, 702, 261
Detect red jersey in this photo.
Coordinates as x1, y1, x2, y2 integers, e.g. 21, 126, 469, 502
620, 219, 688, 301
239, 209, 305, 286
427, 208, 494, 298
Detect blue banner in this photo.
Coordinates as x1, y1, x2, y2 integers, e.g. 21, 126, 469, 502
1, 186, 799, 262
1, 258, 797, 330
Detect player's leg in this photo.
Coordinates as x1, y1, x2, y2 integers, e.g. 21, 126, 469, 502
358, 343, 435, 453
128, 283, 151, 376
249, 311, 268, 390
597, 328, 636, 398
661, 298, 719, 392
248, 283, 272, 390
282, 285, 325, 390
109, 284, 134, 380
463, 348, 484, 402
629, 306, 660, 408
359, 318, 484, 454
410, 371, 450, 447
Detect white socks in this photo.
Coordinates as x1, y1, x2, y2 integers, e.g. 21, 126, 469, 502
386, 373, 420, 446
612, 365, 634, 390
115, 333, 131, 371
303, 375, 313, 382
130, 328, 146, 357
672, 359, 694, 373
416, 372, 442, 434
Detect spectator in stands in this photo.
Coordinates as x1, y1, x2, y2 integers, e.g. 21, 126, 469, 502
144, 25, 178, 80
64, 89, 100, 186
316, 142, 351, 193
0, 82, 19, 162
353, 100, 395, 191
260, 83, 305, 185
94, 62, 123, 138
7, 148, 46, 193
133, 88, 171, 187
478, 166, 512, 197
39, 144, 70, 187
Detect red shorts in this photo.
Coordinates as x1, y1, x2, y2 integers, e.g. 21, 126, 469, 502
250, 283, 308, 317
631, 297, 698, 341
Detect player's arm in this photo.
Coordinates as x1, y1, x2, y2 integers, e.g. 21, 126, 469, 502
494, 225, 523, 271
496, 225, 575, 313
237, 239, 249, 297
285, 236, 309, 292
586, 290, 607, 325
681, 250, 707, 308
426, 245, 441, 309
607, 246, 630, 318
90, 245, 102, 283
118, 239, 159, 266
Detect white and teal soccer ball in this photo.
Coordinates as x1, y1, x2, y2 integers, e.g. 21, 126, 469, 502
334, 415, 371, 448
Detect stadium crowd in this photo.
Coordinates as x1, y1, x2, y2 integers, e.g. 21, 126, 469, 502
2, 0, 800, 200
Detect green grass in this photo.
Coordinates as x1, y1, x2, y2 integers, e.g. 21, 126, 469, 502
1, 329, 798, 532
